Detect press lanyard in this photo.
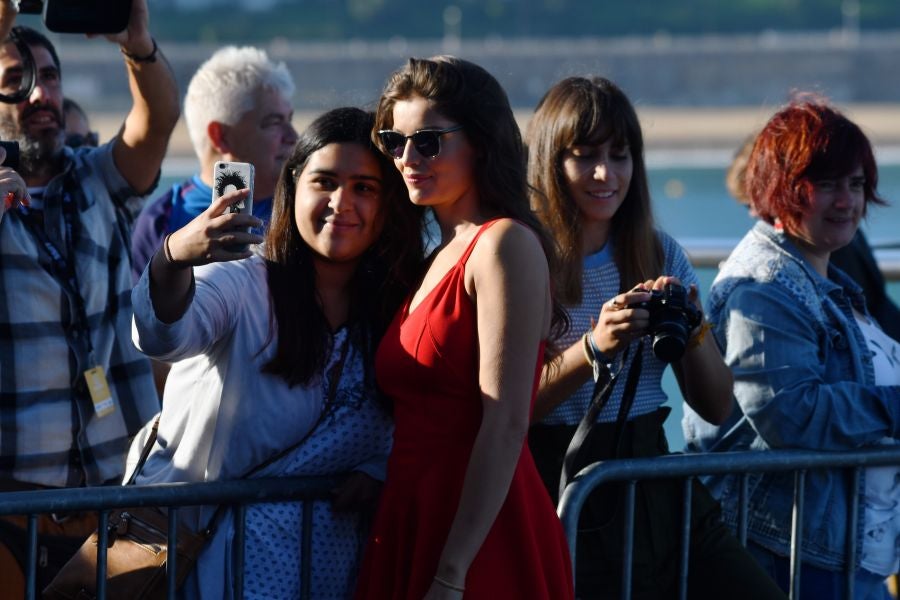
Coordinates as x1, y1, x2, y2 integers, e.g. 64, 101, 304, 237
16, 192, 116, 417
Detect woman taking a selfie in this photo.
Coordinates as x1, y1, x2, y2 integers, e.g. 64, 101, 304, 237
354, 56, 573, 600
526, 76, 785, 599
130, 107, 423, 598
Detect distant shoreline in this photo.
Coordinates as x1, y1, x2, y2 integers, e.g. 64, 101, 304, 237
92, 104, 900, 164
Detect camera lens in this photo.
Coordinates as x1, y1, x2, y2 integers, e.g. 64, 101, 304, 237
651, 321, 690, 363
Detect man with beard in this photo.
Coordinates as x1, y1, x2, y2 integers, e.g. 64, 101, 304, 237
0, 0, 178, 592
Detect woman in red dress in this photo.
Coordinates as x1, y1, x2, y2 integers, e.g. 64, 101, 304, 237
353, 56, 574, 600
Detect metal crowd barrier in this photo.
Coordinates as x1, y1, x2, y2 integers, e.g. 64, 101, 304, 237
557, 446, 900, 600
0, 475, 343, 600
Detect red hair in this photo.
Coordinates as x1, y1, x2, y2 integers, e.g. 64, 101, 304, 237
746, 96, 885, 232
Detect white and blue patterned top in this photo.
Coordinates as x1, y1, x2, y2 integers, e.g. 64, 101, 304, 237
856, 314, 900, 576
241, 326, 393, 599
131, 254, 392, 599
540, 230, 698, 426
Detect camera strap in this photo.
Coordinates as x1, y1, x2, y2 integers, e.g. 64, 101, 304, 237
559, 340, 645, 500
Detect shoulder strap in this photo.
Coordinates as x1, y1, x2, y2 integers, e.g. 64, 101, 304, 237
558, 340, 644, 499
125, 336, 352, 537
458, 218, 503, 266
127, 334, 351, 486
124, 415, 161, 486
242, 334, 351, 479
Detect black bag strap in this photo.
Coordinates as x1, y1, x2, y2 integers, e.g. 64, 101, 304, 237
609, 341, 644, 458
242, 336, 350, 479
559, 340, 644, 500
124, 416, 161, 486
123, 333, 352, 534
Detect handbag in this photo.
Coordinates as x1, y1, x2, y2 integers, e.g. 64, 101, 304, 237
44, 337, 352, 600
41, 505, 208, 600
42, 418, 209, 600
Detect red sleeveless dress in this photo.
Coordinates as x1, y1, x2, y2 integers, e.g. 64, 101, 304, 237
354, 220, 574, 599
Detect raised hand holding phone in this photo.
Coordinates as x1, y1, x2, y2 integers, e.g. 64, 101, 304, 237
149, 187, 263, 323
162, 186, 263, 270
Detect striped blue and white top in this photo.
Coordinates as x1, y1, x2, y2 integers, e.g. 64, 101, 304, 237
540, 230, 698, 425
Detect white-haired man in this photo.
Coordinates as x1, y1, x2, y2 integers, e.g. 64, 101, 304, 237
131, 45, 297, 281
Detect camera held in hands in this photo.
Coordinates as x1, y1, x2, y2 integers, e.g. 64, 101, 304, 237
631, 283, 702, 363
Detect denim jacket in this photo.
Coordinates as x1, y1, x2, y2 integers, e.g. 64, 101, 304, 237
682, 220, 900, 570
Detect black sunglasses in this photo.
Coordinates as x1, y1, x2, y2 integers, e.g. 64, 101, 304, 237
377, 125, 463, 159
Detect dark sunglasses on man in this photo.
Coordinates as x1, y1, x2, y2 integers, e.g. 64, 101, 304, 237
377, 125, 463, 159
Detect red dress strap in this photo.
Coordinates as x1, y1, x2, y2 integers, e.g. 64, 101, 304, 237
457, 218, 504, 267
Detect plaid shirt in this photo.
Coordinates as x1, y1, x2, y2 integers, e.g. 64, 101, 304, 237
0, 143, 160, 488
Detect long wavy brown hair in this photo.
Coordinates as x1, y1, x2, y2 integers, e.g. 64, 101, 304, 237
373, 56, 569, 358
527, 76, 663, 304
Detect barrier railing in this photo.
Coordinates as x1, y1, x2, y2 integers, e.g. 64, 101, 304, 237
557, 446, 900, 600
0, 475, 343, 600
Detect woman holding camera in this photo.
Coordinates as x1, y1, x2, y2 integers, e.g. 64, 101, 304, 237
683, 98, 900, 600
130, 107, 423, 598
526, 76, 785, 599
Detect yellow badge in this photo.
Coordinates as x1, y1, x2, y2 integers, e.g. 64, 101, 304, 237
84, 366, 115, 418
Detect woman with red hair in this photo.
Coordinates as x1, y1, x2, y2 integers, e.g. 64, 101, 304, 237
683, 97, 899, 599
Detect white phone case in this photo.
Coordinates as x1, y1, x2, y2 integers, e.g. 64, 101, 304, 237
213, 160, 255, 215
214, 161, 255, 251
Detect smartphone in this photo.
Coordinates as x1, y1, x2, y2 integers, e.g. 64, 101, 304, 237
213, 161, 255, 252
0, 141, 19, 171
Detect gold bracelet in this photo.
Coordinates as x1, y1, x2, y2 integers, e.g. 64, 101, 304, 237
433, 575, 465, 593
687, 321, 713, 350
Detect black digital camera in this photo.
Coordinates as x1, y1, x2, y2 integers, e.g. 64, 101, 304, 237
632, 283, 702, 363
17, 0, 132, 34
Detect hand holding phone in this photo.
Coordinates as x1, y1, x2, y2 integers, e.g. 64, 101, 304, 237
214, 161, 255, 252
0, 140, 19, 171
0, 144, 28, 217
